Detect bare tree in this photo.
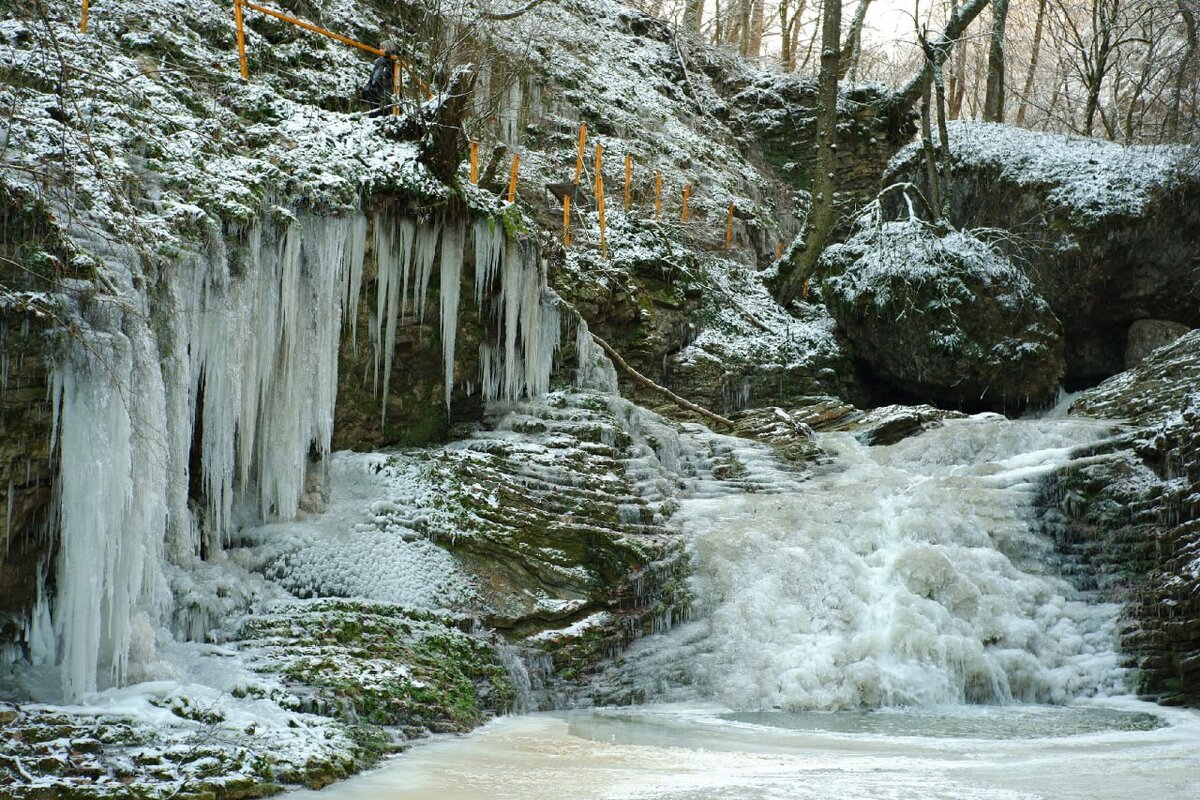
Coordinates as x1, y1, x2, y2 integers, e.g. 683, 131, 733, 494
839, 0, 876, 81
984, 0, 1011, 120
779, 0, 809, 70
1015, 0, 1048, 124
1170, 0, 1198, 140
776, 0, 841, 306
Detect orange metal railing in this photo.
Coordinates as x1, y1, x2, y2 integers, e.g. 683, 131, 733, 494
234, 0, 431, 100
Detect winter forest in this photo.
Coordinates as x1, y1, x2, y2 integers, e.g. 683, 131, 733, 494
1, 0, 1198, 797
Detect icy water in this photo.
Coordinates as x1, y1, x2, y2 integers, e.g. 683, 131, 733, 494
292, 412, 1200, 798
290, 702, 1200, 799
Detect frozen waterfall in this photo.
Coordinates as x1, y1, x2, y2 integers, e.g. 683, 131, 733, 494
32, 207, 560, 701
622, 414, 1127, 709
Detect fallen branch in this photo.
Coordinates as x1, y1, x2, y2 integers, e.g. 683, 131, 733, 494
589, 333, 736, 430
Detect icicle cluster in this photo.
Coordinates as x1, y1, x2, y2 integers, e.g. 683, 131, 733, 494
371, 213, 560, 413
37, 204, 564, 700
46, 213, 365, 700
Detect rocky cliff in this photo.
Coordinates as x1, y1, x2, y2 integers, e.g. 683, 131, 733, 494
1041, 330, 1200, 705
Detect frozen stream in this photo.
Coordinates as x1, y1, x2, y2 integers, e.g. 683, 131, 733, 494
289, 701, 1199, 799
292, 412, 1200, 798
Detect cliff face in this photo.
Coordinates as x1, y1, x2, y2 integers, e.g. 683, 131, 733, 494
1041, 330, 1200, 704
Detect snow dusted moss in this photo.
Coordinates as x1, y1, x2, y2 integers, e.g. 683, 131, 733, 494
820, 214, 1065, 408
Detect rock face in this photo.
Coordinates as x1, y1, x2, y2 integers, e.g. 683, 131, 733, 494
819, 218, 1065, 410
1124, 320, 1191, 369
0, 186, 74, 638
1040, 330, 1200, 705
887, 123, 1200, 385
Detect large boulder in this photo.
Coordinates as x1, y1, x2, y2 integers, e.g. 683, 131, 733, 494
887, 123, 1200, 385
819, 217, 1065, 410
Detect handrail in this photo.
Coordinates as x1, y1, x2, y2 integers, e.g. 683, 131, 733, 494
236, 0, 431, 97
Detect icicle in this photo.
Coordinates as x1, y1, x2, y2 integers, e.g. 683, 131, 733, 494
342, 213, 367, 346
479, 342, 500, 402
371, 214, 413, 421
439, 220, 465, 410
473, 218, 503, 307
500, 241, 526, 401
413, 220, 441, 324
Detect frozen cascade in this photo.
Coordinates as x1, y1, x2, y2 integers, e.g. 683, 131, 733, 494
34, 204, 565, 700
622, 415, 1128, 710
369, 212, 555, 414
48, 282, 171, 700
185, 215, 361, 543
38, 212, 365, 700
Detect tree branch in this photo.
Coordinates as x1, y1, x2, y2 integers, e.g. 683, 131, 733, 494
589, 333, 736, 430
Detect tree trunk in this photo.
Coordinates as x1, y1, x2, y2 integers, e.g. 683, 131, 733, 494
984, 0, 1010, 121
921, 74, 942, 221
776, 0, 841, 307
1171, 0, 1198, 140
948, 36, 968, 119
1015, 0, 1047, 126
738, 0, 753, 55
748, 0, 765, 58
787, 1, 806, 70
838, 0, 875, 80
683, 0, 705, 34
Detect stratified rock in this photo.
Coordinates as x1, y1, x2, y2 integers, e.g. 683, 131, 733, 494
1124, 319, 1191, 369
729, 406, 824, 464
887, 123, 1200, 384
820, 218, 1065, 410
791, 398, 967, 445
1041, 329, 1200, 705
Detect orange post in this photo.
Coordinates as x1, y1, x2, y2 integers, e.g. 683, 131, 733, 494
80, 0, 89, 33
624, 154, 632, 210
563, 194, 571, 247
595, 143, 606, 258
681, 183, 690, 224
234, 0, 249, 79
574, 123, 587, 185
392, 60, 401, 115
507, 153, 520, 204
776, 242, 784, 261
654, 170, 662, 221
469, 141, 479, 184
802, 278, 810, 301
725, 201, 734, 249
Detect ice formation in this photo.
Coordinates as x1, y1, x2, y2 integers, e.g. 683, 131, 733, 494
34, 203, 560, 700
623, 415, 1128, 709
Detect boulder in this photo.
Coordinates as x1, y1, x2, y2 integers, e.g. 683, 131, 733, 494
1125, 319, 1191, 369
819, 217, 1065, 410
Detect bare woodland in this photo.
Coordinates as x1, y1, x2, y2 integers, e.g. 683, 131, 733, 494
634, 0, 1200, 145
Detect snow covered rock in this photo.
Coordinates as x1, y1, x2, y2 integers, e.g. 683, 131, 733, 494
1041, 330, 1200, 706
887, 122, 1200, 384
819, 217, 1065, 410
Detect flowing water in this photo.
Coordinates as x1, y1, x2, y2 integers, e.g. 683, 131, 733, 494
289, 412, 1200, 798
